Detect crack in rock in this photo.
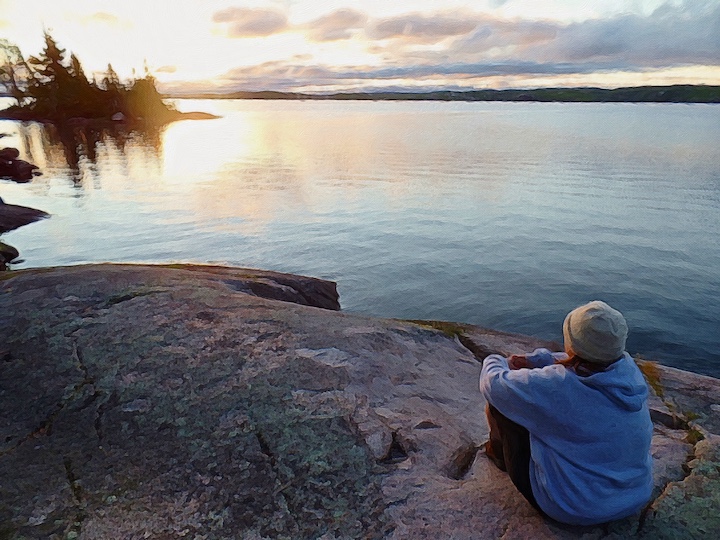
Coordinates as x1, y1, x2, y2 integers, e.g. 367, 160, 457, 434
63, 457, 87, 538
378, 432, 410, 465
445, 443, 480, 480
0, 341, 96, 457
93, 390, 110, 443
649, 407, 689, 430
103, 288, 164, 308
414, 420, 441, 430
457, 334, 493, 362
255, 430, 276, 466
253, 429, 303, 535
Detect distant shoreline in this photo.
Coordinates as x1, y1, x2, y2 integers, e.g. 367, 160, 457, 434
166, 84, 720, 103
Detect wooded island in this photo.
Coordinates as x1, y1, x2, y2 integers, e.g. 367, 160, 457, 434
0, 33, 213, 124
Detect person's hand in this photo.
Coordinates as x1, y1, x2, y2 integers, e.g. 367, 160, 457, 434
508, 354, 532, 370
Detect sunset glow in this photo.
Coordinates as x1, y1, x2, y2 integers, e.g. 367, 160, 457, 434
2, 0, 719, 93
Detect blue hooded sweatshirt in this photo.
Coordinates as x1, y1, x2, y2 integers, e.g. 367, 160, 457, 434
479, 349, 653, 526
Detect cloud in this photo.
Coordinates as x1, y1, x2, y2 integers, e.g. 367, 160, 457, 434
212, 7, 288, 38
79, 12, 131, 28
156, 65, 177, 74
367, 12, 479, 43
305, 9, 367, 42
541, 2, 720, 67
213, 58, 628, 93
447, 20, 557, 59
351, 61, 622, 80
219, 61, 337, 91
393, 2, 720, 71
187, 2, 720, 92
449, 18, 558, 56
88, 12, 119, 25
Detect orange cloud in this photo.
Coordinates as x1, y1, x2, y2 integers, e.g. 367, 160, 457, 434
367, 12, 478, 43
212, 7, 288, 38
305, 9, 367, 42
80, 12, 129, 28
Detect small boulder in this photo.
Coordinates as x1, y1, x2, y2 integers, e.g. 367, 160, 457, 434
0, 202, 50, 233
0, 240, 20, 269
0, 148, 41, 183
0, 147, 20, 160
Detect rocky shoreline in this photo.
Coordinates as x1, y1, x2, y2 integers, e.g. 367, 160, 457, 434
0, 145, 50, 269
1, 264, 718, 539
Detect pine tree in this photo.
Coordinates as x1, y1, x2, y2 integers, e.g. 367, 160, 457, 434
26, 32, 70, 116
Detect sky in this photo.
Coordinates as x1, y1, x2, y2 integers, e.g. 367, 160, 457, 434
1, 0, 719, 94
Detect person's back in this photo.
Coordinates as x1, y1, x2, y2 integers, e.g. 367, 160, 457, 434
479, 301, 653, 525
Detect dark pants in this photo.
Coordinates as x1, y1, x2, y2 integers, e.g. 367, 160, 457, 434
485, 404, 543, 513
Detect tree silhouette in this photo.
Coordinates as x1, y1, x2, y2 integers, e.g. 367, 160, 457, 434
1, 32, 178, 124
0, 39, 32, 106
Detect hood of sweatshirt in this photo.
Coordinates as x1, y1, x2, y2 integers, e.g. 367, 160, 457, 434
580, 353, 648, 411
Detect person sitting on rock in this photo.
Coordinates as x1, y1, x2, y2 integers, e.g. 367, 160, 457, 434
479, 300, 653, 526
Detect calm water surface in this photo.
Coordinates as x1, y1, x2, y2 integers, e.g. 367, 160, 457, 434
2, 100, 719, 377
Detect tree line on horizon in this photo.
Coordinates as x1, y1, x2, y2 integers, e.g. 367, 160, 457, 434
182, 85, 720, 103
0, 32, 177, 124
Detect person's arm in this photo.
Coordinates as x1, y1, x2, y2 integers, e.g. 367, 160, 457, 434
480, 351, 570, 430
508, 348, 567, 370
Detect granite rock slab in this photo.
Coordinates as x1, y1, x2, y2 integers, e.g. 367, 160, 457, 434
1, 264, 718, 539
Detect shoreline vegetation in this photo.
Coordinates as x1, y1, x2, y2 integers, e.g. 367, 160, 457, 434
0, 32, 216, 125
168, 84, 720, 103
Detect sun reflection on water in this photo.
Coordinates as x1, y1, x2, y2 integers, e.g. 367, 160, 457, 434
161, 112, 256, 183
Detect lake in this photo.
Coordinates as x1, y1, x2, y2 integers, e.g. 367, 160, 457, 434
2, 99, 719, 377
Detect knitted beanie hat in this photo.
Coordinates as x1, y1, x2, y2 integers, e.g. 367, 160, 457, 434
562, 301, 628, 365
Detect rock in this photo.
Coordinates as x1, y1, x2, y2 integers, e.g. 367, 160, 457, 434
0, 264, 718, 539
0, 240, 20, 269
636, 360, 720, 434
0, 148, 41, 182
641, 433, 720, 539
154, 263, 340, 310
0, 147, 21, 160
0, 201, 50, 234
0, 240, 19, 260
